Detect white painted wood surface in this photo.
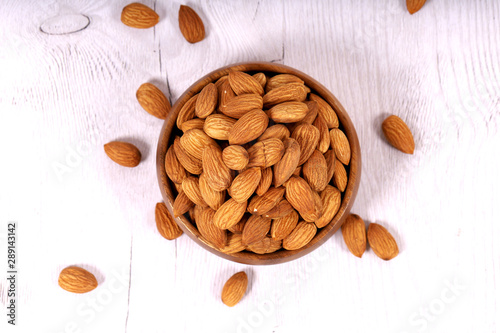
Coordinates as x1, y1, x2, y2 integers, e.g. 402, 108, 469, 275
1, 0, 499, 332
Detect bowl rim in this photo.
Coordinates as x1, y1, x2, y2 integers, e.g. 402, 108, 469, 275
156, 61, 361, 265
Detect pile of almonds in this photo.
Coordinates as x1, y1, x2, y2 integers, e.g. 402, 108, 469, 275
164, 70, 351, 254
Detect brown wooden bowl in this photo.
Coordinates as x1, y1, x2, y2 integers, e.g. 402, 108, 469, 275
156, 62, 361, 265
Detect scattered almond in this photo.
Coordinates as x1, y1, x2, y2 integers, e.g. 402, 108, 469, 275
104, 141, 141, 167
221, 271, 248, 307
136, 83, 170, 119
121, 3, 159, 29
155, 202, 183, 240
381, 115, 415, 154
341, 214, 366, 258
367, 223, 399, 260
407, 0, 426, 14
178, 5, 205, 43
58, 266, 98, 294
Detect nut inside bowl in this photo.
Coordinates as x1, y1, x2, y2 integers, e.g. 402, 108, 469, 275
156, 62, 361, 265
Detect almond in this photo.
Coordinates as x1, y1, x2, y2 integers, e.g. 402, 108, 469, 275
180, 118, 205, 132
222, 145, 249, 170
247, 138, 285, 168
121, 3, 159, 29
173, 191, 195, 217
197, 207, 227, 249
104, 141, 141, 167
300, 189, 323, 222
247, 186, 285, 215
263, 198, 294, 219
266, 101, 309, 123
176, 94, 198, 129
302, 150, 328, 192
282, 221, 317, 250
182, 176, 207, 207
173, 137, 202, 175
407, 0, 426, 14
204, 114, 237, 140
313, 114, 330, 153
136, 83, 170, 119
252, 72, 267, 88
228, 71, 264, 96
241, 214, 272, 245
314, 185, 341, 228
202, 144, 233, 191
273, 138, 301, 187
178, 5, 205, 43
309, 93, 339, 128
164, 145, 187, 184
220, 94, 263, 119
228, 214, 249, 234
341, 214, 366, 258
228, 167, 262, 203
330, 128, 351, 165
155, 202, 183, 240
220, 233, 246, 254
263, 83, 308, 107
199, 173, 226, 210
258, 124, 290, 142
301, 100, 319, 125
285, 176, 316, 221
228, 109, 269, 145
213, 198, 247, 229
195, 83, 217, 118
180, 128, 217, 160
58, 266, 98, 293
324, 149, 336, 184
381, 115, 415, 154
367, 223, 399, 260
292, 166, 301, 177
291, 123, 320, 165
246, 236, 282, 254
270, 210, 299, 240
265, 74, 304, 92
218, 79, 236, 112
255, 167, 273, 196
333, 159, 347, 192
221, 271, 248, 307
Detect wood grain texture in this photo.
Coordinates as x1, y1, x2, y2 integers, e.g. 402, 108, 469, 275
0, 0, 499, 332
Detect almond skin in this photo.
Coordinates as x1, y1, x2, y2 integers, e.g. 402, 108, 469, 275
285, 176, 316, 221
407, 0, 426, 14
181, 176, 207, 207
104, 141, 141, 167
273, 138, 301, 187
178, 5, 205, 43
121, 3, 159, 29
136, 83, 170, 119
381, 115, 415, 154
218, 79, 236, 111
204, 114, 237, 141
324, 150, 336, 184
198, 173, 226, 210
246, 236, 282, 254
213, 198, 247, 229
173, 136, 202, 175
247, 186, 285, 215
164, 145, 187, 185
367, 223, 399, 260
302, 100, 319, 125
58, 266, 98, 293
333, 159, 347, 192
247, 138, 285, 168
258, 124, 290, 142
228, 167, 262, 203
155, 202, 183, 240
242, 214, 272, 245
173, 191, 195, 217
228, 71, 264, 96
202, 144, 233, 191
222, 145, 249, 170
302, 150, 328, 192
330, 128, 351, 165
181, 128, 217, 160
255, 167, 273, 196
267, 101, 309, 123
270, 210, 299, 240
314, 185, 341, 228
263, 83, 308, 107
341, 214, 366, 258
291, 123, 320, 165
228, 109, 269, 145
253, 73, 267, 88
221, 272, 248, 307
309, 93, 339, 129
220, 94, 263, 119
313, 114, 330, 153
263, 198, 294, 219
197, 207, 227, 249
180, 118, 205, 132
282, 221, 317, 250
300, 189, 323, 222
195, 83, 217, 118
220, 233, 246, 254
265, 74, 304, 93
176, 94, 198, 129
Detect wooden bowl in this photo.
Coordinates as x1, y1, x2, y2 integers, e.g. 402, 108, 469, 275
156, 62, 361, 265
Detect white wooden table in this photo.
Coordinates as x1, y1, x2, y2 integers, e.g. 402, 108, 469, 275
1, 1, 499, 332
